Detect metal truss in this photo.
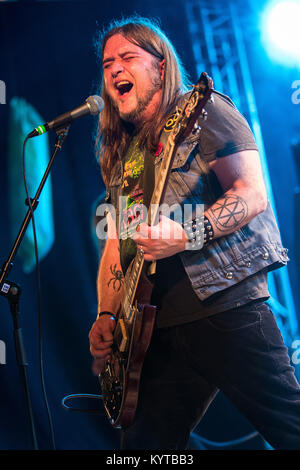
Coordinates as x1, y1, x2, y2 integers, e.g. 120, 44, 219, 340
185, 0, 298, 345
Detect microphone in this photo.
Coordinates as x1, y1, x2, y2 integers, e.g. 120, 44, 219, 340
27, 95, 104, 138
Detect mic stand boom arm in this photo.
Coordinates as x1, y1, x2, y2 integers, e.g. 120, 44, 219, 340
0, 125, 70, 450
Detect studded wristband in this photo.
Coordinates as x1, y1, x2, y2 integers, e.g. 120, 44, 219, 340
183, 215, 214, 249
203, 216, 214, 245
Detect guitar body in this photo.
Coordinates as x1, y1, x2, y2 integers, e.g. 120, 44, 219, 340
99, 265, 156, 429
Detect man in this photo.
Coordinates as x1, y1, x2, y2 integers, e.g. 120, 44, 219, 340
89, 16, 300, 449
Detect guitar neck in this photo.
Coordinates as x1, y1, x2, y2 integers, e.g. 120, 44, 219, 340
147, 138, 176, 226
121, 138, 177, 314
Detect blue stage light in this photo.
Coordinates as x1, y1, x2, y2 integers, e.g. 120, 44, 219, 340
262, 0, 300, 67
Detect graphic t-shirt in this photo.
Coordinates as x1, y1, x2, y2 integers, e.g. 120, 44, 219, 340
119, 136, 145, 275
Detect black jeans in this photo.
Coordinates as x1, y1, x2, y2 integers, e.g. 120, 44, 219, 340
123, 301, 300, 450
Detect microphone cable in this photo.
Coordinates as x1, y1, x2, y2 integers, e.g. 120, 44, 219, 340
60, 392, 261, 449
22, 136, 56, 450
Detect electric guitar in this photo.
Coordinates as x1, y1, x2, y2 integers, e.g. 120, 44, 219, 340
99, 72, 214, 429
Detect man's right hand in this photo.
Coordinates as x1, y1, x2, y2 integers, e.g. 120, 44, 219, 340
89, 315, 116, 374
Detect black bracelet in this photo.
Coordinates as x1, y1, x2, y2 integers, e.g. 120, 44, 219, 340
183, 215, 214, 249
97, 311, 116, 321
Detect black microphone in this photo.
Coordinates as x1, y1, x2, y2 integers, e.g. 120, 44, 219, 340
27, 95, 104, 138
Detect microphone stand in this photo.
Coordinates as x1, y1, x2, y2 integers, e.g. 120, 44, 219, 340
0, 125, 70, 450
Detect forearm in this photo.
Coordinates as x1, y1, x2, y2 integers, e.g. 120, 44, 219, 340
205, 183, 267, 240
182, 182, 267, 251
97, 237, 123, 316
204, 150, 267, 240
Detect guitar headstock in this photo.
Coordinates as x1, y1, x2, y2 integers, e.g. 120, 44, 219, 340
172, 72, 214, 145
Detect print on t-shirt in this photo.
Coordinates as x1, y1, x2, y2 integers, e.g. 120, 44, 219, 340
119, 136, 148, 274
119, 137, 146, 240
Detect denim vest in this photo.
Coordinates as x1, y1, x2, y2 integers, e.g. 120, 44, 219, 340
105, 97, 289, 302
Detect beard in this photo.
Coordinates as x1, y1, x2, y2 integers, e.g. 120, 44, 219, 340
120, 78, 161, 124
112, 62, 162, 125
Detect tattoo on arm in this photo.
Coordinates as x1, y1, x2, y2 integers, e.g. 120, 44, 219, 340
207, 194, 248, 232
107, 264, 124, 292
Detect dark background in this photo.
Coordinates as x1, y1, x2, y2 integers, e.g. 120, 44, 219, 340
0, 0, 299, 451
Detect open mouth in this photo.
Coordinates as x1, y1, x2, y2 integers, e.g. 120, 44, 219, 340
115, 80, 134, 96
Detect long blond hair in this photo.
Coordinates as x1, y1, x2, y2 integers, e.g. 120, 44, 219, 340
94, 16, 190, 187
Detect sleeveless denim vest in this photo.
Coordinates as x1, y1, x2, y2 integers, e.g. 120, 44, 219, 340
105, 93, 289, 301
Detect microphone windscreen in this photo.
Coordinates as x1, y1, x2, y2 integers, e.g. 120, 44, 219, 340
87, 95, 104, 115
